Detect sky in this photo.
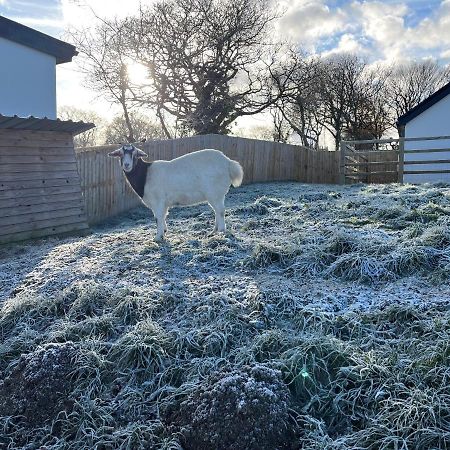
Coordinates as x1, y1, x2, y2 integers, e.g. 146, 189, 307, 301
1, 0, 450, 128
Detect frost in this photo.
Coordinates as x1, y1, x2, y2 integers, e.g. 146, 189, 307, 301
0, 182, 449, 449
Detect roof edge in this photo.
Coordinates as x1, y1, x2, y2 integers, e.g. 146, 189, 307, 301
396, 80, 450, 127
0, 15, 78, 64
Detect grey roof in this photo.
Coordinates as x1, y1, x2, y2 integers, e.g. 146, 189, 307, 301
0, 114, 95, 136
0, 15, 77, 64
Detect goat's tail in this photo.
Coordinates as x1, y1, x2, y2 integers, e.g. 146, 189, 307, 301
229, 159, 244, 187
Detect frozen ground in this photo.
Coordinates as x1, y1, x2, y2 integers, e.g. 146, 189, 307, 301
0, 182, 449, 449
1, 182, 449, 310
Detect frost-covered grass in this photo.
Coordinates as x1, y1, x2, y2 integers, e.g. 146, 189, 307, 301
0, 182, 449, 449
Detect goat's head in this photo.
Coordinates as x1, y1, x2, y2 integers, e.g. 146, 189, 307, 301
108, 144, 147, 172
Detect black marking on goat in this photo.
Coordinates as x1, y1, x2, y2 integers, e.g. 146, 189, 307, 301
124, 158, 152, 198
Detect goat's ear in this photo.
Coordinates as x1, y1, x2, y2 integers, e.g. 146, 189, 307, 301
135, 149, 148, 158
108, 149, 123, 158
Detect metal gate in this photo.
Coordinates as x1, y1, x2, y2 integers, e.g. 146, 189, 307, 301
339, 136, 450, 184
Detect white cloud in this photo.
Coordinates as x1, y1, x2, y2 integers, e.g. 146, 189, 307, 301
321, 33, 369, 58
276, 0, 349, 49
440, 48, 450, 59
60, 0, 146, 29
350, 0, 450, 61
350, 1, 409, 60
407, 1, 450, 53
7, 16, 62, 29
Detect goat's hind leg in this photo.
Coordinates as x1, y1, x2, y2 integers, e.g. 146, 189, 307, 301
209, 197, 226, 233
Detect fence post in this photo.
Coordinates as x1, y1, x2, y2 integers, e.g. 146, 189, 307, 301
398, 137, 405, 183
339, 141, 346, 185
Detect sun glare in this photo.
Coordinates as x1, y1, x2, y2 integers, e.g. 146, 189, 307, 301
127, 61, 149, 85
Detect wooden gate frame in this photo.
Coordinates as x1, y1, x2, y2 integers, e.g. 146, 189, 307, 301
339, 135, 450, 184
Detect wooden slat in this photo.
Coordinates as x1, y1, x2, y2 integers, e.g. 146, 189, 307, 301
0, 222, 89, 245
0, 192, 84, 210
0, 154, 77, 163
339, 143, 346, 185
0, 170, 80, 182
0, 204, 85, 226
0, 177, 81, 191
0, 129, 72, 143
0, 139, 73, 148
346, 161, 399, 166
348, 170, 399, 176
0, 162, 79, 173
0, 146, 75, 156
0, 210, 87, 235
346, 149, 400, 156
0, 184, 82, 200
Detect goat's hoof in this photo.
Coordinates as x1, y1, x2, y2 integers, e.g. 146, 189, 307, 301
154, 236, 164, 243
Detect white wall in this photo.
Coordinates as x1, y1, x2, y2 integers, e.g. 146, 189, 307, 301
0, 37, 56, 119
404, 94, 450, 183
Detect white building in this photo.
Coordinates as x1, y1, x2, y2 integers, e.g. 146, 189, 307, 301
0, 15, 77, 119
397, 82, 450, 183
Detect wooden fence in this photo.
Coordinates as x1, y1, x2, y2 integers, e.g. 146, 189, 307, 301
340, 136, 450, 184
76, 134, 340, 225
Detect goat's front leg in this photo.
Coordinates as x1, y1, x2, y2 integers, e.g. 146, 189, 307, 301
153, 207, 168, 242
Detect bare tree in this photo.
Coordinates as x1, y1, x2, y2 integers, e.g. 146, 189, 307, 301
313, 54, 361, 150
67, 19, 137, 141
104, 112, 166, 144
385, 60, 450, 123
343, 64, 393, 141
127, 0, 284, 135
316, 54, 393, 148
272, 50, 323, 148
58, 106, 104, 147
271, 108, 291, 143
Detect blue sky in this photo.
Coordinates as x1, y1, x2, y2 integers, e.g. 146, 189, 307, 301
1, 0, 449, 118
1, 0, 449, 59
0, 0, 63, 33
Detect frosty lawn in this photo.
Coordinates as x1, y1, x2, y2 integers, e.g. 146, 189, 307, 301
0, 182, 449, 449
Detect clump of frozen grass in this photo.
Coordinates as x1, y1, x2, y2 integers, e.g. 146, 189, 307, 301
234, 196, 282, 215
109, 319, 174, 374
246, 242, 302, 268
246, 224, 450, 283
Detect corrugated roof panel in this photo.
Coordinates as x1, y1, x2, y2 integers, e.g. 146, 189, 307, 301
0, 114, 95, 135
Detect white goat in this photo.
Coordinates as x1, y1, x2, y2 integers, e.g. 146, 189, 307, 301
108, 145, 244, 241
